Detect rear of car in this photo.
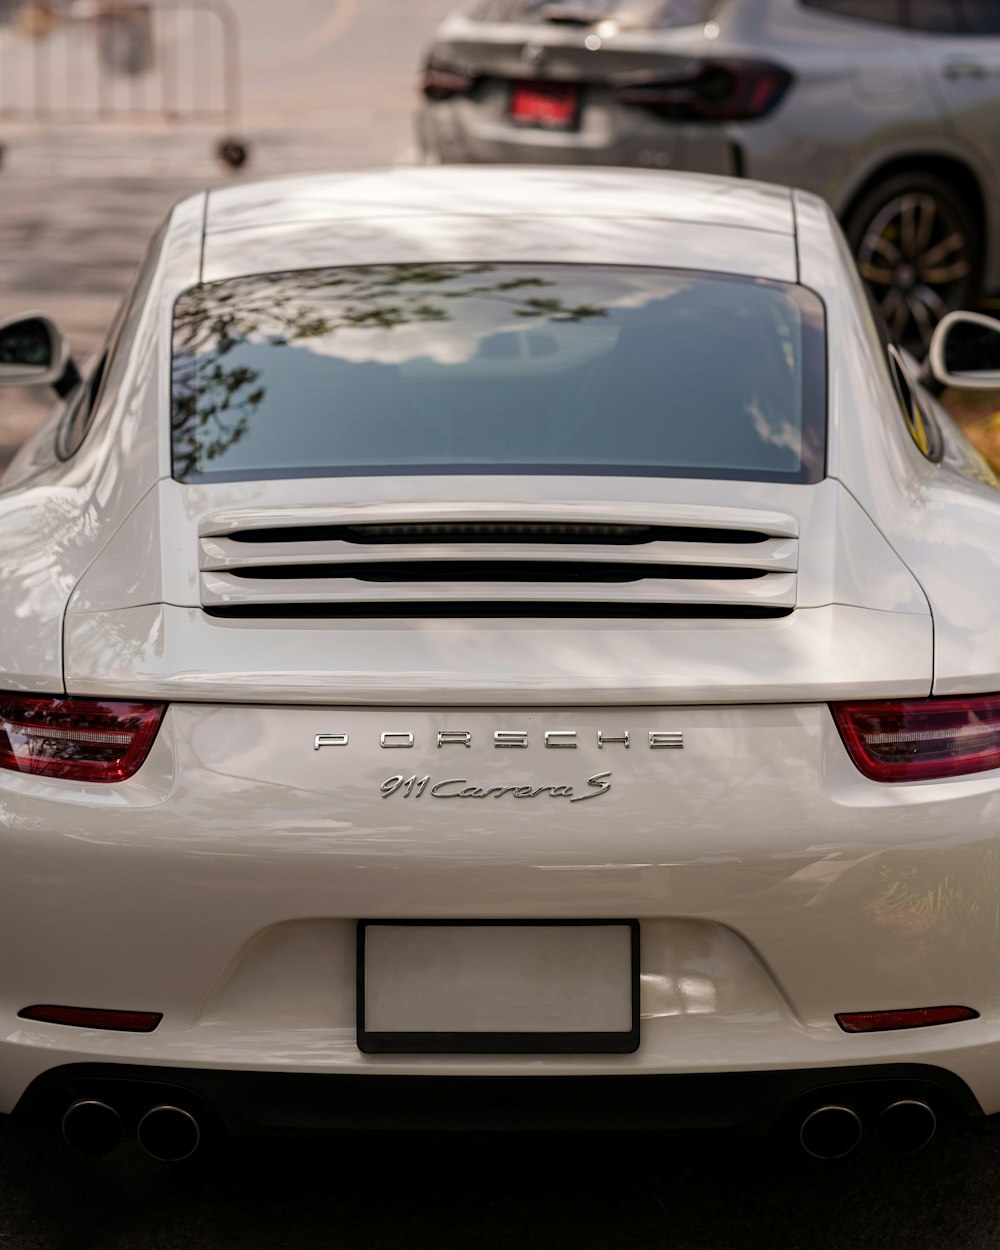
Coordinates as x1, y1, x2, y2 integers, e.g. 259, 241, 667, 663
3, 170, 1000, 1155
417, 0, 1000, 349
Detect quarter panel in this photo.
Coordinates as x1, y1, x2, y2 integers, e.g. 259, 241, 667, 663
0, 193, 204, 694
795, 188, 1000, 695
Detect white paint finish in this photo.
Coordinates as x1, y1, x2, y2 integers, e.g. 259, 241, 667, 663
64, 474, 929, 701
198, 535, 800, 573
62, 602, 931, 704
3, 704, 1000, 1109
199, 569, 799, 610
197, 491, 801, 538
0, 194, 203, 692
362, 923, 633, 1034
202, 215, 797, 285
195, 918, 789, 1030
795, 188, 1000, 693
202, 167, 795, 236
7, 168, 1000, 1126
67, 474, 927, 618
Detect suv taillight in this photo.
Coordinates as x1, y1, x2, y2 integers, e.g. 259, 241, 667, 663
615, 58, 793, 122
421, 55, 480, 101
0, 695, 166, 783
831, 695, 1000, 783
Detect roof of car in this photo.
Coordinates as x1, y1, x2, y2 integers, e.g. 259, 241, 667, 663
203, 166, 795, 236
194, 167, 800, 286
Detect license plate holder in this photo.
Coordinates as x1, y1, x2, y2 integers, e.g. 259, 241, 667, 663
357, 919, 639, 1054
509, 80, 582, 130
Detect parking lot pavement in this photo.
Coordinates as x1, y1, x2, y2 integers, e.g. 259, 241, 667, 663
2, 1118, 1000, 1249
0, 0, 455, 466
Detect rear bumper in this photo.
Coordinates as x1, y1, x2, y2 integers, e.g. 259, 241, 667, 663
4, 701, 1000, 1117
416, 95, 738, 173
16, 1062, 983, 1140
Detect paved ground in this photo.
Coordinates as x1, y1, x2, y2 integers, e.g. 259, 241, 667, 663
0, 0, 455, 464
5, 1117, 1000, 1250
4, 3, 1000, 1245
9, 1115, 1000, 1250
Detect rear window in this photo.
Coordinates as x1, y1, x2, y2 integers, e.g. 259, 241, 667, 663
462, 0, 722, 27
171, 263, 826, 485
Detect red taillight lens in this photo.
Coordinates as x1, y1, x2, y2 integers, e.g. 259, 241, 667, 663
836, 1006, 979, 1034
18, 1005, 162, 1032
831, 694, 1000, 783
0, 695, 165, 783
421, 56, 479, 101
615, 58, 793, 122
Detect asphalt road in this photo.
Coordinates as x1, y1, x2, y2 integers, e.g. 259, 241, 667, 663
0, 0, 455, 463
3, 3, 1000, 1245
4, 1116, 1000, 1249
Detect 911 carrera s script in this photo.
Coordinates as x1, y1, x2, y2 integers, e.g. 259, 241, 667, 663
380, 771, 613, 803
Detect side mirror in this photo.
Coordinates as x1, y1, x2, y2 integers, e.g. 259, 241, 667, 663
928, 310, 1000, 390
0, 312, 79, 395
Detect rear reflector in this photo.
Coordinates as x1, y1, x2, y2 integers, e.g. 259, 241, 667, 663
836, 1006, 979, 1034
831, 694, 1000, 782
18, 1005, 163, 1032
0, 695, 166, 783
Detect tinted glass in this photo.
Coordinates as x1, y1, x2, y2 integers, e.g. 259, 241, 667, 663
908, 0, 961, 31
943, 319, 1000, 374
464, 0, 720, 26
171, 264, 825, 485
801, 0, 904, 24
957, 0, 1000, 32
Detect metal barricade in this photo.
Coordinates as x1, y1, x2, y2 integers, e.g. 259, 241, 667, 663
0, 0, 247, 167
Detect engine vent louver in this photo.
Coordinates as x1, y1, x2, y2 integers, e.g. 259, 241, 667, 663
228, 522, 770, 546
199, 510, 798, 619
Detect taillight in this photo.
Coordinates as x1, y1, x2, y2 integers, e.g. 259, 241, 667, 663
421, 55, 479, 101
615, 58, 793, 122
0, 695, 165, 783
831, 694, 1000, 783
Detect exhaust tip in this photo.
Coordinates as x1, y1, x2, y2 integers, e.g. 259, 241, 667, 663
876, 1099, 937, 1153
799, 1104, 863, 1160
137, 1105, 201, 1163
61, 1098, 124, 1156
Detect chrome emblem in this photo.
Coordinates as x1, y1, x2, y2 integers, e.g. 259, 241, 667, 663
380, 771, 613, 803
522, 42, 546, 67
314, 730, 683, 750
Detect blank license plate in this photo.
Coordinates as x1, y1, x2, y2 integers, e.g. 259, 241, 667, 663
509, 80, 581, 129
357, 920, 639, 1054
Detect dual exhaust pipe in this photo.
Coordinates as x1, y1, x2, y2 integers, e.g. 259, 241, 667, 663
59, 1090, 937, 1163
799, 1098, 937, 1159
61, 1098, 200, 1162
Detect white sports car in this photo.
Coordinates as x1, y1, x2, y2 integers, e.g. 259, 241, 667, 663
2, 167, 1000, 1165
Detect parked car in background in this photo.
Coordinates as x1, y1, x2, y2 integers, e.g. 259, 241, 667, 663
417, 0, 1000, 351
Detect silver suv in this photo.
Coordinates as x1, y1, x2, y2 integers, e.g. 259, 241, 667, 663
417, 0, 1000, 349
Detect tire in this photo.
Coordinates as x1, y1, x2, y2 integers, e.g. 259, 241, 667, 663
845, 170, 982, 355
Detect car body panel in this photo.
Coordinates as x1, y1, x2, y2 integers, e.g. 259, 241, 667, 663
3, 168, 1000, 1132
3, 701, 1000, 1112
62, 471, 931, 704
0, 192, 204, 692
795, 188, 1000, 695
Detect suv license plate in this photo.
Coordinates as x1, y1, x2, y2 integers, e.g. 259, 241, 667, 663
509, 80, 581, 129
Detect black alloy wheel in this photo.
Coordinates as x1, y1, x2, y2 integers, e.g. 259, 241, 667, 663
846, 172, 980, 354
